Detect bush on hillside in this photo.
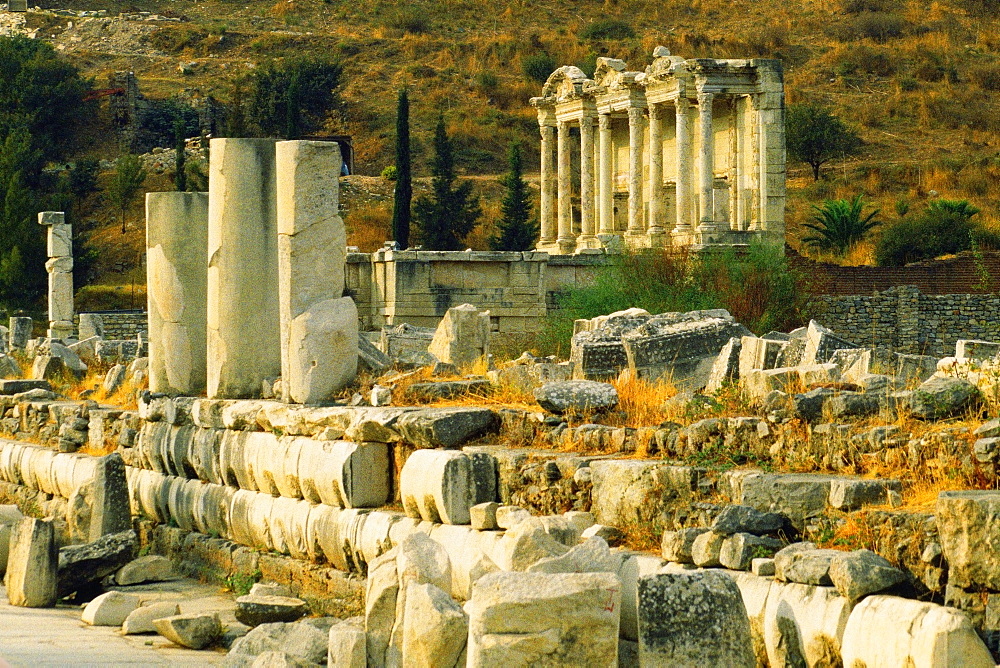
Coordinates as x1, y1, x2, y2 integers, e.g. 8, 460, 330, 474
539, 244, 807, 354
523, 54, 557, 84
579, 20, 636, 41
384, 8, 430, 34
875, 200, 1000, 266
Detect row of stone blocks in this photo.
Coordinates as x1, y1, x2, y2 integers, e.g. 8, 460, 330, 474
139, 396, 498, 449
0, 439, 97, 500
134, 422, 500, 525
126, 467, 506, 598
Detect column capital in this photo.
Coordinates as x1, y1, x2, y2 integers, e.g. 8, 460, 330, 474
676, 96, 690, 112
627, 106, 645, 123
697, 91, 715, 107
539, 125, 554, 140
598, 113, 612, 130
648, 103, 666, 121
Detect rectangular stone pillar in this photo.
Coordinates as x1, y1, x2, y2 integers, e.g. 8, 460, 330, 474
539, 124, 556, 246
8, 317, 31, 350
697, 92, 716, 235
673, 97, 693, 238
577, 115, 598, 250
38, 212, 73, 340
276, 140, 358, 404
207, 138, 281, 399
627, 107, 645, 237
647, 104, 666, 241
5, 517, 57, 608
146, 192, 208, 395
598, 114, 614, 235
88, 452, 131, 541
556, 120, 574, 253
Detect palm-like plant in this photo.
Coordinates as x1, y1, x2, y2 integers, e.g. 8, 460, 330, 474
802, 194, 880, 255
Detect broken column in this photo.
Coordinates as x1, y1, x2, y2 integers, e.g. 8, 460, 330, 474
39, 212, 74, 341
8, 317, 31, 350
4, 517, 57, 607
207, 138, 281, 399
88, 452, 131, 541
276, 140, 358, 404
146, 192, 209, 395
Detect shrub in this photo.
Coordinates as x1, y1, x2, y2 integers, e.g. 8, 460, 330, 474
539, 244, 807, 353
474, 72, 500, 93
803, 195, 881, 255
381, 165, 397, 181
875, 201, 1000, 266
970, 62, 1000, 92
579, 20, 637, 41
384, 8, 430, 34
831, 12, 908, 42
522, 53, 557, 83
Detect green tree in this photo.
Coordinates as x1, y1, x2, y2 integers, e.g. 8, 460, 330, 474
490, 142, 538, 251
107, 154, 147, 234
414, 115, 482, 250
392, 88, 412, 249
0, 36, 92, 171
245, 58, 341, 138
802, 195, 880, 254
174, 119, 187, 192
786, 103, 862, 180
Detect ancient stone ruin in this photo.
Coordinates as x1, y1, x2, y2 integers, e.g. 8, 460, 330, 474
530, 48, 785, 254
2, 81, 1000, 668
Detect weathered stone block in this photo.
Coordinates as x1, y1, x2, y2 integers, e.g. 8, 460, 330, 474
4, 517, 57, 607
637, 571, 754, 667
400, 450, 497, 525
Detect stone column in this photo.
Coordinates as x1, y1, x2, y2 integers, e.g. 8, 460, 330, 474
556, 120, 574, 253
697, 92, 716, 234
38, 212, 73, 340
539, 124, 556, 246
598, 114, 614, 235
627, 107, 645, 237
577, 115, 597, 250
277, 140, 358, 405
5, 517, 57, 608
207, 138, 281, 399
673, 97, 693, 236
8, 317, 31, 350
146, 191, 208, 395
647, 104, 666, 240
88, 452, 131, 541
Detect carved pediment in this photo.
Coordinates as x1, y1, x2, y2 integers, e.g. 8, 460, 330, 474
541, 65, 590, 101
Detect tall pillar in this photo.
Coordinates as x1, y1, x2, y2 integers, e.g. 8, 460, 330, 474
277, 140, 358, 405
207, 138, 281, 399
38, 212, 73, 341
577, 115, 597, 250
598, 114, 614, 235
539, 124, 556, 246
673, 97, 693, 236
647, 104, 666, 241
556, 120, 574, 253
697, 91, 716, 234
627, 107, 645, 237
146, 192, 208, 395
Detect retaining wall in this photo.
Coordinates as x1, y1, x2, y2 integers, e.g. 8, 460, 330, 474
815, 285, 1000, 357
75, 310, 148, 340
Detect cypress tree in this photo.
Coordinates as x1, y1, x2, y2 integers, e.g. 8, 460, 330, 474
490, 142, 538, 251
174, 119, 186, 192
392, 88, 411, 249
414, 114, 481, 250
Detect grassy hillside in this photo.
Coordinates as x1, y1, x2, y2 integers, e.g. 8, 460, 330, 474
28, 0, 1000, 276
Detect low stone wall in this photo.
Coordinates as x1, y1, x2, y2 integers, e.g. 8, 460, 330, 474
75, 310, 148, 340
348, 250, 608, 343
815, 285, 1000, 357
